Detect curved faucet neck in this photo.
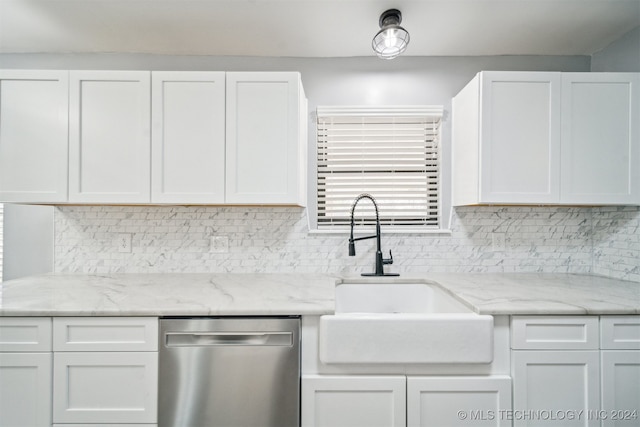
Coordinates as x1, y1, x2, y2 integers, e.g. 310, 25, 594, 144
350, 193, 380, 223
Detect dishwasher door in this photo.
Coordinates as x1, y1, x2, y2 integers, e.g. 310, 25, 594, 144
159, 317, 300, 427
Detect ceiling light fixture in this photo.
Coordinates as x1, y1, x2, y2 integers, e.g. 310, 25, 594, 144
372, 9, 410, 60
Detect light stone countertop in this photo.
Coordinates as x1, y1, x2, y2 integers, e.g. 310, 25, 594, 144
0, 272, 638, 316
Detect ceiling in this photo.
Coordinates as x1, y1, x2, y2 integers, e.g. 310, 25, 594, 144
0, 0, 639, 58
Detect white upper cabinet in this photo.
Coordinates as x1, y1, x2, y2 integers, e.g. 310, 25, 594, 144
226, 72, 307, 205
561, 73, 639, 204
69, 71, 151, 203
0, 70, 69, 202
151, 71, 226, 203
481, 72, 562, 204
453, 71, 562, 205
453, 71, 640, 206
0, 69, 308, 205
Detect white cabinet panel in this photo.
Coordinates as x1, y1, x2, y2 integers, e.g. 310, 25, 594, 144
0, 70, 68, 202
151, 71, 226, 203
601, 316, 640, 350
0, 317, 52, 352
453, 71, 640, 206
561, 73, 639, 204
301, 375, 406, 427
480, 72, 561, 204
69, 70, 151, 203
53, 351, 158, 424
407, 376, 512, 427
601, 351, 640, 427
53, 317, 158, 352
512, 351, 600, 427
226, 72, 306, 205
511, 316, 599, 350
0, 352, 52, 427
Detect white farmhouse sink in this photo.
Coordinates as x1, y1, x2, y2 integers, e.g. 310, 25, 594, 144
319, 282, 494, 364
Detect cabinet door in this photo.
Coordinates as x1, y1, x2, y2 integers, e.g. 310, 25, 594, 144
301, 375, 406, 427
151, 71, 226, 203
480, 72, 561, 204
0, 316, 52, 352
511, 316, 599, 350
601, 316, 640, 350
226, 72, 306, 205
69, 71, 151, 203
407, 376, 512, 427
53, 316, 158, 352
561, 73, 639, 204
53, 351, 157, 424
0, 352, 52, 427
512, 351, 600, 426
0, 70, 68, 202
601, 351, 640, 427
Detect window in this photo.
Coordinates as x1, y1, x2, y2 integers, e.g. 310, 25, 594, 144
316, 106, 442, 230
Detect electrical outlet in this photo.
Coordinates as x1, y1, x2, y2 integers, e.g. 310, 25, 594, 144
117, 233, 132, 253
210, 236, 229, 253
491, 233, 506, 252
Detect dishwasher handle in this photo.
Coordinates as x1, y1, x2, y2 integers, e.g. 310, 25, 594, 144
165, 331, 293, 347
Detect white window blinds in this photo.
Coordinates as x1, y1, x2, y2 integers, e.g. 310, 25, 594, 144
317, 106, 442, 229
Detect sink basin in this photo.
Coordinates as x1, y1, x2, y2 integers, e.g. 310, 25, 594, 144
335, 282, 473, 314
319, 281, 494, 364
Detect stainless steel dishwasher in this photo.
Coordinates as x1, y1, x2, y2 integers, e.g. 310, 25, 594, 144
159, 317, 300, 427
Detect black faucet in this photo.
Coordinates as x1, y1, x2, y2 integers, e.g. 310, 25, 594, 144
348, 193, 399, 277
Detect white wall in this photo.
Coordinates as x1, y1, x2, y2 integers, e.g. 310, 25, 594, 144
2, 204, 54, 281
591, 26, 640, 72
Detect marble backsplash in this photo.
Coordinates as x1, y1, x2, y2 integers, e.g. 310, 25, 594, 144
53, 205, 639, 282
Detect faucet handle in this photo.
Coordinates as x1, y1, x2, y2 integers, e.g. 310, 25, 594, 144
383, 250, 394, 265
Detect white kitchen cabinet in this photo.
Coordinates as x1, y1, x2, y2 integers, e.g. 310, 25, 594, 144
600, 316, 640, 426
512, 351, 600, 426
561, 73, 639, 204
453, 71, 561, 205
600, 316, 640, 350
69, 70, 151, 203
511, 316, 600, 350
52, 316, 158, 352
0, 70, 69, 203
0, 317, 53, 427
301, 375, 406, 427
226, 72, 307, 205
52, 317, 158, 425
511, 316, 601, 427
53, 351, 158, 424
601, 351, 640, 427
151, 71, 226, 203
407, 376, 512, 427
453, 71, 640, 206
0, 353, 52, 427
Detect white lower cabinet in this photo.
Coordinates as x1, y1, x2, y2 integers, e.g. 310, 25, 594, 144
53, 351, 158, 424
51, 317, 159, 426
601, 351, 640, 427
0, 317, 53, 427
301, 375, 406, 427
302, 375, 512, 427
407, 376, 512, 427
510, 315, 640, 427
0, 353, 52, 427
512, 351, 601, 427
600, 316, 640, 427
